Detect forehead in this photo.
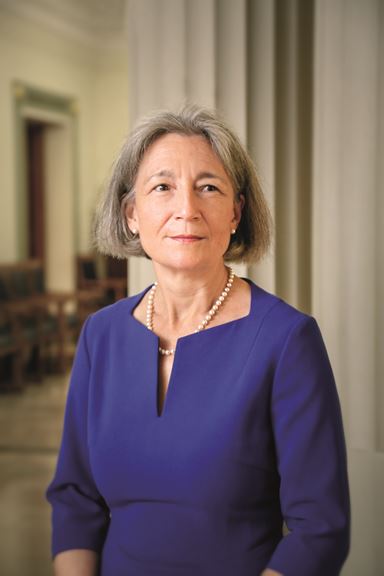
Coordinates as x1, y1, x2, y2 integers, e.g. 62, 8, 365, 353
137, 133, 227, 177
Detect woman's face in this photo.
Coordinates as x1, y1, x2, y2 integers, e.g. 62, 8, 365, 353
126, 133, 243, 274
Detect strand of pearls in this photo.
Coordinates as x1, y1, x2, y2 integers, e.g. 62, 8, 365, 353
146, 267, 235, 356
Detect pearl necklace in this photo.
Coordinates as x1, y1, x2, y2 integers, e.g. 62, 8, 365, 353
146, 267, 235, 356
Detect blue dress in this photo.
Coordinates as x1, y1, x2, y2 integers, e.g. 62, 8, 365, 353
46, 280, 350, 576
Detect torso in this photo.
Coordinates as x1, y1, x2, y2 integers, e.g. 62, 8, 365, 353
83, 279, 301, 574
132, 277, 251, 415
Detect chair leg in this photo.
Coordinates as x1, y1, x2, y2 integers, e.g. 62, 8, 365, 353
12, 350, 23, 391
27, 344, 44, 383
57, 336, 67, 373
57, 305, 67, 373
0, 351, 23, 393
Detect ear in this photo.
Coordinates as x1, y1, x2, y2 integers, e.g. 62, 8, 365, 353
232, 194, 244, 228
125, 200, 139, 234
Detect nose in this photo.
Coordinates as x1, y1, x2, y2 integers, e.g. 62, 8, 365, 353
174, 186, 201, 221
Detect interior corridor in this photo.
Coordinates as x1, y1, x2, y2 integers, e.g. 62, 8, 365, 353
0, 374, 68, 576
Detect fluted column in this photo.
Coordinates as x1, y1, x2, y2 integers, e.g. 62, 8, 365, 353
313, 1, 383, 573
247, 0, 276, 293
127, 0, 253, 292
126, 0, 311, 302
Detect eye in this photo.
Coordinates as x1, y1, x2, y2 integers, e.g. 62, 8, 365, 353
153, 183, 170, 192
201, 184, 220, 193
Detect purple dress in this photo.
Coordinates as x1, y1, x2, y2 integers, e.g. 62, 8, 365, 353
46, 280, 350, 575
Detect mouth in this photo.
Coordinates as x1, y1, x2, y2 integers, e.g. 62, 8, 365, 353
169, 235, 204, 243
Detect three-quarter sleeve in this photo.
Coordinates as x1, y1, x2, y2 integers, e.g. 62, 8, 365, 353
46, 317, 110, 557
266, 316, 350, 576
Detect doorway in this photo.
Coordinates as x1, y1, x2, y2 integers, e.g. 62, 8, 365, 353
26, 120, 46, 261
21, 115, 76, 292
14, 83, 78, 291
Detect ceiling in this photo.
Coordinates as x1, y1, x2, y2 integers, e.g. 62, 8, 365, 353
0, 0, 128, 45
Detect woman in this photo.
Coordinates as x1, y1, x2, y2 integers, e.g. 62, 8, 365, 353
47, 106, 350, 576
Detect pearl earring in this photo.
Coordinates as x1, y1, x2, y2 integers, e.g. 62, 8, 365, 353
231, 228, 236, 235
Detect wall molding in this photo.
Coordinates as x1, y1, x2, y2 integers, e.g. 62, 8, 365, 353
13, 81, 79, 259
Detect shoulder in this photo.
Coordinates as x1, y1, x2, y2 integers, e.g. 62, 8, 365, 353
246, 279, 322, 354
80, 287, 150, 348
246, 281, 336, 396
248, 279, 312, 329
87, 288, 148, 327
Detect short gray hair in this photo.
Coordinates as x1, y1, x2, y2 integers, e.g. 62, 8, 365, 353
94, 105, 272, 262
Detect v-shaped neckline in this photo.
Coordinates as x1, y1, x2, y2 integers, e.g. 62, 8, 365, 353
127, 280, 257, 419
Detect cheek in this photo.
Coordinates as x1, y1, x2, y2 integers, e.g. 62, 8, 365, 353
135, 203, 169, 237
140, 209, 163, 228
208, 221, 232, 249
211, 207, 235, 230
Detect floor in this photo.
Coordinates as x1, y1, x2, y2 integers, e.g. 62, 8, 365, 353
0, 374, 69, 576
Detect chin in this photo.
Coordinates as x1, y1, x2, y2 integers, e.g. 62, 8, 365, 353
154, 254, 216, 273
147, 244, 227, 274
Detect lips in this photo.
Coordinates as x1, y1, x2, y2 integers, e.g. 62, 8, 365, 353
170, 234, 203, 243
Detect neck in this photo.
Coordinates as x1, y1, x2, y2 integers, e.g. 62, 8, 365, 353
151, 262, 230, 330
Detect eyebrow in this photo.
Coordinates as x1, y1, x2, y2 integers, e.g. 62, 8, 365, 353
145, 170, 174, 184
145, 170, 226, 184
196, 171, 226, 182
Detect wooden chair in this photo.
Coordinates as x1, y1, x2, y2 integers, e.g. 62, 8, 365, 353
0, 263, 45, 382
0, 260, 101, 377
0, 304, 23, 392
77, 254, 127, 306
26, 260, 102, 372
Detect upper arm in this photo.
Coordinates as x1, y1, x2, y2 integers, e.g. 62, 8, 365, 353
267, 316, 350, 575
46, 317, 110, 558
